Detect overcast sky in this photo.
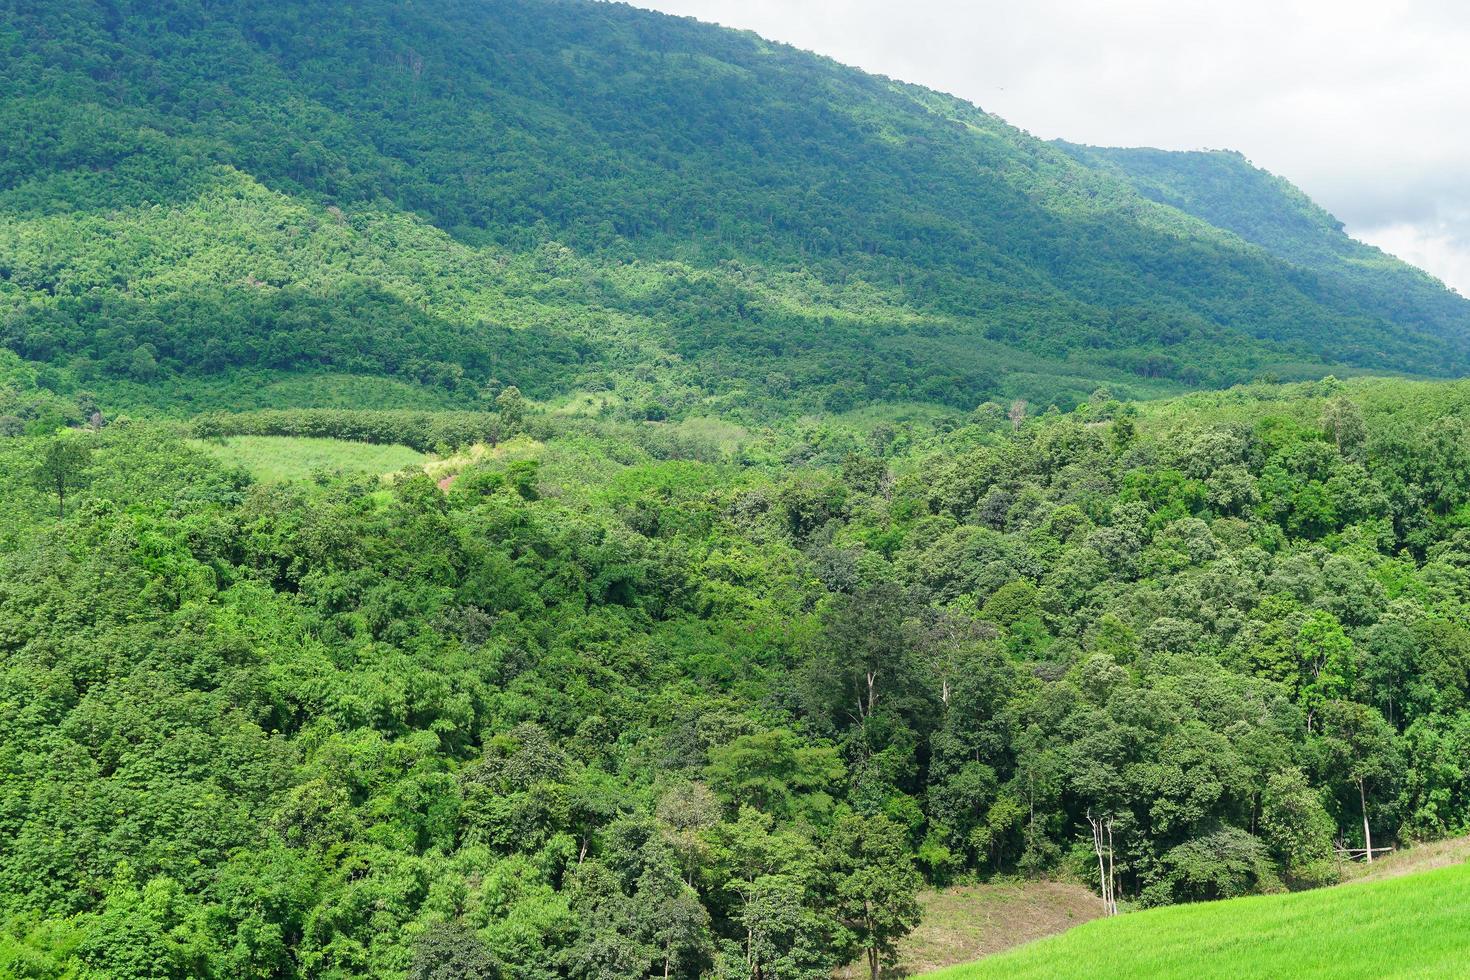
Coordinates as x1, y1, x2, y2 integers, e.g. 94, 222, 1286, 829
631, 0, 1470, 295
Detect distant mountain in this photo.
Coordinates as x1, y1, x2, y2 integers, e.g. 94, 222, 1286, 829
2, 0, 1467, 418
1060, 143, 1467, 335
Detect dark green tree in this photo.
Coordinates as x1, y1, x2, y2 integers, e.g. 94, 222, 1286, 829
823, 813, 921, 980
32, 435, 92, 517
410, 921, 502, 980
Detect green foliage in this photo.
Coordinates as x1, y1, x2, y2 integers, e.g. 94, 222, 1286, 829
823, 813, 922, 980
29, 432, 92, 517
1156, 828, 1280, 904
409, 921, 502, 980
192, 408, 509, 452
706, 731, 843, 823
1259, 769, 1338, 887
1065, 144, 1469, 342
3, 1, 1470, 967
2, 378, 1469, 974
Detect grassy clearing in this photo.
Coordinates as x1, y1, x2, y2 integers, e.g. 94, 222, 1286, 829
423, 436, 544, 487
191, 435, 427, 483
548, 389, 625, 415
654, 416, 751, 453
927, 860, 1470, 979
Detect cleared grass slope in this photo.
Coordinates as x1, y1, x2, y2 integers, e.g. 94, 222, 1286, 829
191, 435, 426, 483
927, 861, 1470, 979
887, 881, 1102, 976
1348, 835, 1470, 884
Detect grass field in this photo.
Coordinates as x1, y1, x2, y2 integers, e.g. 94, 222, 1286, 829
926, 861, 1470, 979
191, 436, 427, 483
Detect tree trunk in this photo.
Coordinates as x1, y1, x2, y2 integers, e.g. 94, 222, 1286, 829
1088, 814, 1108, 915
1359, 778, 1373, 863
1088, 812, 1118, 915
1092, 825, 1107, 910
1106, 821, 1117, 916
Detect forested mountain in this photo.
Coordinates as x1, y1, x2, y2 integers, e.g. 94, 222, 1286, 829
1060, 143, 1469, 334
5, 2, 1470, 978
3, 0, 1469, 420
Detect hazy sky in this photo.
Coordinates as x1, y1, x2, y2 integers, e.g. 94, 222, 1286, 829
630, 0, 1470, 294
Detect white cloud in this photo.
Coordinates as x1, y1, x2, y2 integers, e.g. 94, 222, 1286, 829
630, 0, 1470, 294
1357, 221, 1470, 297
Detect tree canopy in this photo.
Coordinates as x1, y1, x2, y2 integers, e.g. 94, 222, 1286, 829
2, 377, 1470, 976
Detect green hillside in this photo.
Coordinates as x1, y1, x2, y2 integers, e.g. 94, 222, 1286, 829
6, 2, 1470, 977
1063, 143, 1468, 331
3, 0, 1469, 422
928, 860, 1470, 979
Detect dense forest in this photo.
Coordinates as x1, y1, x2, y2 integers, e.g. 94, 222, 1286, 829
3, 365, 1470, 978
4, 0, 1470, 977
3, 0, 1470, 421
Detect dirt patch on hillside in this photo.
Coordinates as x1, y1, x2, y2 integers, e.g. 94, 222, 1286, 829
852, 880, 1104, 977
1345, 835, 1470, 885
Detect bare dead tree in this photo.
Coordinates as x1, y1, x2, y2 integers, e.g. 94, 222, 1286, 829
1358, 777, 1374, 864
1008, 398, 1029, 432
1087, 810, 1119, 916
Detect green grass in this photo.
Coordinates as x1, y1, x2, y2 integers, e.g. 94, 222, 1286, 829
927, 862, 1470, 979
190, 436, 427, 483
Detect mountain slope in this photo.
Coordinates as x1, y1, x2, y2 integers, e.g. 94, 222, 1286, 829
2, 0, 1468, 419
1062, 143, 1468, 332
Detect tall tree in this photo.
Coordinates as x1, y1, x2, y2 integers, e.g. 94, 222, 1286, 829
808, 584, 926, 727
823, 813, 921, 980
1296, 612, 1354, 733
32, 435, 92, 518
495, 385, 526, 432
1313, 701, 1399, 862
1321, 396, 1367, 455
655, 782, 723, 886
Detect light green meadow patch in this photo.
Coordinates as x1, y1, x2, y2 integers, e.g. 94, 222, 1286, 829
191, 435, 427, 483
